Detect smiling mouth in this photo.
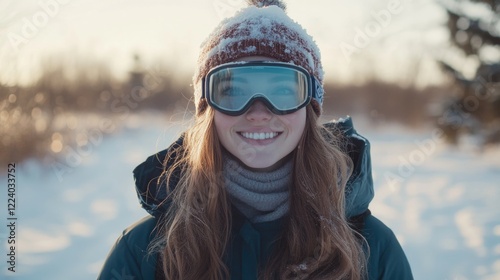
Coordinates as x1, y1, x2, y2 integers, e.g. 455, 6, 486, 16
239, 132, 281, 140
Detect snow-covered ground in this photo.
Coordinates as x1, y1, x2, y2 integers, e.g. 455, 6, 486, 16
1, 113, 499, 280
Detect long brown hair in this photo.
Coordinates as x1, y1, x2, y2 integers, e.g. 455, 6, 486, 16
153, 104, 366, 279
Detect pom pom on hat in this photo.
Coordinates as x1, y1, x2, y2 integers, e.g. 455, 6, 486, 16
193, 0, 324, 116
245, 0, 287, 10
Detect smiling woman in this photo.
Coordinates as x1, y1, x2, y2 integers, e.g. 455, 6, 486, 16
212, 57, 307, 170
97, 1, 413, 279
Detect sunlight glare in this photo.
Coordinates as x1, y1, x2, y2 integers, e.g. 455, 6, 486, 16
51, 132, 64, 153
8, 94, 17, 103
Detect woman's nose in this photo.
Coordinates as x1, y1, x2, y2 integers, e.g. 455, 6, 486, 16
245, 100, 272, 122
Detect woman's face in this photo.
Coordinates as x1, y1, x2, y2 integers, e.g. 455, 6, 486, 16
214, 56, 307, 171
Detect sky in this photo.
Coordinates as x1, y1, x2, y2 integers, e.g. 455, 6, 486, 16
0, 0, 495, 87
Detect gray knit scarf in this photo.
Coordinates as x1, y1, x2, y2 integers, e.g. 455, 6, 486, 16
222, 154, 293, 223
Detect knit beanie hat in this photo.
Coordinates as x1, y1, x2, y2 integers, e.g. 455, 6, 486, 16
193, 0, 324, 116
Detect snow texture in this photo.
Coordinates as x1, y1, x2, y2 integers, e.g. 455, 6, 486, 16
1, 114, 499, 280
194, 4, 323, 84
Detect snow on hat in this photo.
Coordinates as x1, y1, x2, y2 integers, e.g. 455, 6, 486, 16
193, 0, 324, 116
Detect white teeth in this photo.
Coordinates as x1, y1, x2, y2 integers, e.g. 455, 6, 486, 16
241, 132, 279, 140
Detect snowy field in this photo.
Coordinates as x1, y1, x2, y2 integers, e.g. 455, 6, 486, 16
1, 113, 499, 280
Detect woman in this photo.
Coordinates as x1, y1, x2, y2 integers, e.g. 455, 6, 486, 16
98, 1, 413, 279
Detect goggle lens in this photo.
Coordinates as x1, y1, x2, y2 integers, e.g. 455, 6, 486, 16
203, 62, 314, 115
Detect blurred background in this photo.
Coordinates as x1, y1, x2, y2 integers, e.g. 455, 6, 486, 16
0, 0, 499, 279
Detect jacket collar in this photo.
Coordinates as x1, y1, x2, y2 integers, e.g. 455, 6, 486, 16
133, 116, 374, 219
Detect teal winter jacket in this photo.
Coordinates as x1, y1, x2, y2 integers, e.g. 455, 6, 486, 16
97, 117, 414, 280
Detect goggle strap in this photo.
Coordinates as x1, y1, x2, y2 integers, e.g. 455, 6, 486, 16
312, 78, 324, 106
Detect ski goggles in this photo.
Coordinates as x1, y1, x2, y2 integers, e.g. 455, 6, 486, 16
201, 61, 324, 116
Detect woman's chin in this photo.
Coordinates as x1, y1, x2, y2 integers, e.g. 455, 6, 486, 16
239, 156, 288, 172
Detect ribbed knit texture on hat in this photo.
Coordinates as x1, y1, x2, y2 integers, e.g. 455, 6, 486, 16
223, 153, 292, 223
193, 0, 324, 116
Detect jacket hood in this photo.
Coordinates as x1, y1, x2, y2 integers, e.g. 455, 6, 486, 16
132, 116, 374, 219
